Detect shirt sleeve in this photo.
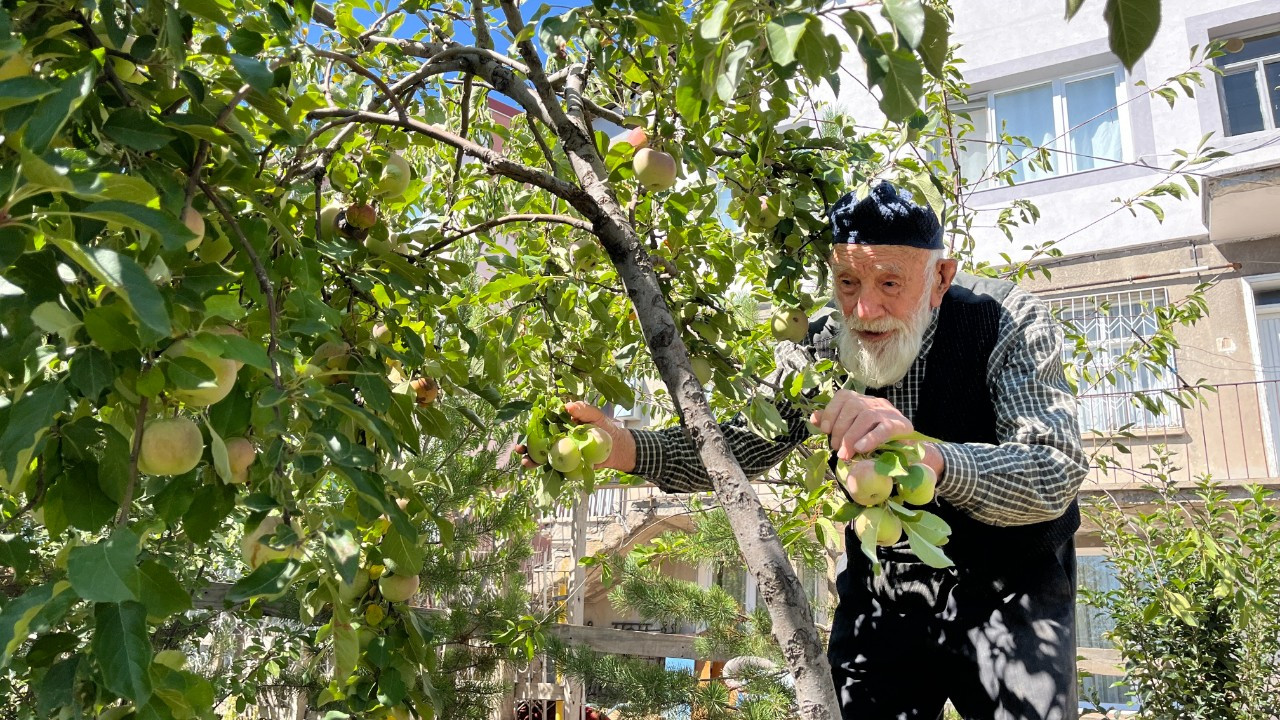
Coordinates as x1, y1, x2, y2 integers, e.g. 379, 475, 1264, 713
933, 287, 1089, 527
629, 340, 817, 494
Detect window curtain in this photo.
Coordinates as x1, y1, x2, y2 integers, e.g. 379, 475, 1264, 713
1066, 74, 1122, 170
994, 83, 1056, 182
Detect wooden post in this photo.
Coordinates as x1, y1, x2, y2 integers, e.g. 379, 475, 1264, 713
563, 495, 588, 720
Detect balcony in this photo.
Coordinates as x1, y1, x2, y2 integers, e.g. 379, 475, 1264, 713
1076, 379, 1280, 490
1204, 159, 1280, 245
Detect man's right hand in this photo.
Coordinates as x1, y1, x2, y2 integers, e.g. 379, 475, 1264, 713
514, 401, 637, 473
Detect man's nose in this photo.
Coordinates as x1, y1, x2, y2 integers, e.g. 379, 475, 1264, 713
856, 294, 886, 322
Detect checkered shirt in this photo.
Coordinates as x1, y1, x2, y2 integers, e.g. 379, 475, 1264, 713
630, 286, 1088, 527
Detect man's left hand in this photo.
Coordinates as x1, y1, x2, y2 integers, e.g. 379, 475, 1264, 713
810, 389, 915, 461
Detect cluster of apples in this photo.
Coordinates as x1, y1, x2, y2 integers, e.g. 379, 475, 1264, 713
523, 411, 613, 490
836, 454, 938, 547
318, 149, 414, 243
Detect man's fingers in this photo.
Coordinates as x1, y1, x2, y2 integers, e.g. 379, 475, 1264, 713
827, 402, 861, 452
838, 414, 882, 460
565, 400, 608, 426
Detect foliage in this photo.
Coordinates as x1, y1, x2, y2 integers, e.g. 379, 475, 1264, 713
1081, 465, 1280, 719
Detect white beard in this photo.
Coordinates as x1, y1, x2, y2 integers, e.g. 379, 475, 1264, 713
835, 290, 935, 389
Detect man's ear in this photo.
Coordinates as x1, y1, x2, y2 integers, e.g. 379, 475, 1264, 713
932, 258, 958, 307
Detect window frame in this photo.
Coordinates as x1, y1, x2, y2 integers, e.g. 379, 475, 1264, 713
1051, 287, 1183, 434
983, 65, 1132, 182
1215, 27, 1280, 136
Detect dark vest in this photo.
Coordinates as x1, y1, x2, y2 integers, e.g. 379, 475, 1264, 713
836, 274, 1079, 567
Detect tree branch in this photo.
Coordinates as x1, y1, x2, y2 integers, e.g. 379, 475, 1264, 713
309, 46, 408, 122
307, 108, 590, 208
422, 214, 592, 257
471, 0, 494, 50
116, 397, 148, 526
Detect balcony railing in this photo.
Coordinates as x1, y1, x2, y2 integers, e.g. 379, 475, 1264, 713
1077, 379, 1280, 486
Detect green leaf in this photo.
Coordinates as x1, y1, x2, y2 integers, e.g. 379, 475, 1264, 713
1066, 0, 1089, 19
746, 395, 789, 439
0, 382, 67, 493
206, 419, 233, 486
102, 108, 176, 151
202, 333, 270, 371
179, 0, 233, 26
1104, 0, 1160, 71
0, 581, 74, 669
591, 371, 635, 410
716, 42, 752, 103
903, 522, 954, 568
325, 529, 361, 586
699, 0, 730, 40
917, 6, 950, 78
152, 663, 215, 720
138, 560, 193, 619
30, 301, 80, 337
45, 239, 172, 336
862, 35, 924, 122
93, 601, 153, 703
0, 534, 34, 577
882, 0, 925, 48
229, 54, 274, 93
874, 451, 908, 478
67, 527, 142, 603
23, 67, 93, 153
381, 526, 424, 576
165, 355, 216, 391
67, 200, 196, 252
0, 76, 55, 111
69, 347, 115, 399
332, 619, 359, 684
226, 558, 299, 603
765, 13, 808, 68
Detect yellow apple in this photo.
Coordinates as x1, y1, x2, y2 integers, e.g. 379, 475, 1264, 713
897, 463, 937, 505
579, 427, 613, 465
853, 506, 903, 546
634, 148, 676, 191
375, 153, 412, 197
411, 377, 438, 406
836, 459, 894, 506
240, 514, 303, 569
378, 572, 420, 603
548, 437, 582, 473
319, 202, 342, 240
138, 417, 204, 476
164, 339, 239, 407
224, 437, 255, 484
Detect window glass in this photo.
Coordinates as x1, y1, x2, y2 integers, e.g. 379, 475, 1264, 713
1066, 74, 1122, 170
1222, 68, 1266, 135
994, 83, 1056, 182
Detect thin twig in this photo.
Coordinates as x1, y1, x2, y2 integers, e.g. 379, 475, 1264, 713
116, 397, 149, 526
527, 114, 559, 174
421, 214, 593, 257
309, 46, 408, 122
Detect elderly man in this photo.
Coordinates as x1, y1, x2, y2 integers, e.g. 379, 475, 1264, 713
520, 181, 1088, 720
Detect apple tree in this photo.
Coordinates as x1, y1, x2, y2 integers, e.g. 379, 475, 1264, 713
0, 0, 1176, 717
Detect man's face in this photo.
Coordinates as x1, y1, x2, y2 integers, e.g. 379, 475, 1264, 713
828, 244, 954, 388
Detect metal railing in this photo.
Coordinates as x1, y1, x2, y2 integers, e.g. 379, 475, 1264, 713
1077, 379, 1280, 486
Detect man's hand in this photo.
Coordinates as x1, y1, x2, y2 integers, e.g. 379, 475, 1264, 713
513, 401, 637, 473
810, 389, 915, 461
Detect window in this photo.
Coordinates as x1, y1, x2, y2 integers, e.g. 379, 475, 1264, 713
1052, 288, 1182, 433
937, 68, 1126, 188
1216, 30, 1280, 135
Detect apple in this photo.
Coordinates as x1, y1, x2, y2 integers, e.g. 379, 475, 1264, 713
138, 417, 204, 476
240, 513, 303, 569
375, 153, 412, 197
579, 427, 613, 465
224, 437, 256, 484
372, 323, 392, 343
770, 306, 808, 344
181, 206, 204, 251
411, 377, 439, 406
345, 203, 377, 230
366, 231, 401, 255
548, 437, 582, 473
691, 357, 713, 386
379, 572, 420, 603
897, 463, 937, 505
745, 196, 781, 230
164, 339, 239, 407
0, 53, 32, 81
318, 202, 343, 241
526, 435, 550, 464
836, 459, 894, 506
634, 148, 677, 191
338, 567, 372, 602
611, 126, 649, 150
569, 239, 599, 271
853, 506, 903, 546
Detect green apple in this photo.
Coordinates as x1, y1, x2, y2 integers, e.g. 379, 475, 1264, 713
897, 463, 937, 505
853, 506, 902, 546
634, 148, 676, 191
745, 195, 781, 230
836, 459, 894, 506
770, 306, 808, 343
375, 153, 412, 197
164, 339, 239, 407
319, 202, 342, 240
338, 567, 372, 602
579, 427, 613, 465
569, 239, 600, 271
138, 417, 204, 476
224, 437, 255, 484
526, 435, 550, 464
548, 437, 582, 473
240, 514, 303, 569
379, 572, 420, 603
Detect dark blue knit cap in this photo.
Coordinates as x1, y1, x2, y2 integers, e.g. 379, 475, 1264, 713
829, 181, 943, 250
